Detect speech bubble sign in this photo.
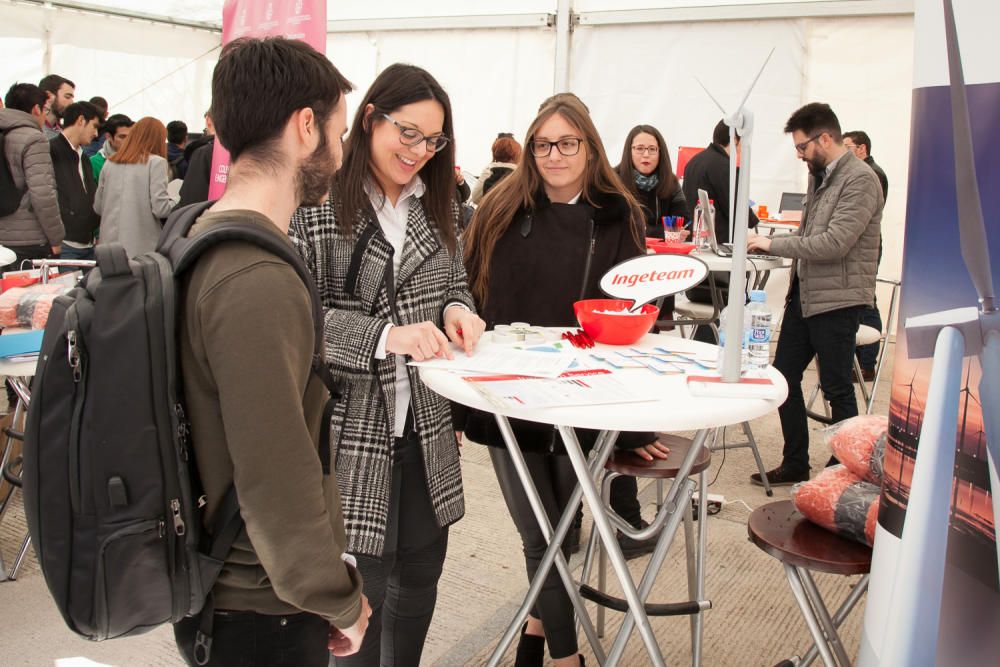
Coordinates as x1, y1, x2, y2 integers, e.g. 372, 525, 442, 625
600, 254, 709, 311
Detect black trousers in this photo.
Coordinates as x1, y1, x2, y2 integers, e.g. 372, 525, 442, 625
333, 430, 448, 667
774, 290, 861, 474
489, 447, 579, 659
174, 610, 331, 667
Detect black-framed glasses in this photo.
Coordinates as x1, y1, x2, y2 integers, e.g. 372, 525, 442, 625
631, 145, 659, 155
530, 137, 582, 158
382, 113, 450, 152
794, 133, 825, 153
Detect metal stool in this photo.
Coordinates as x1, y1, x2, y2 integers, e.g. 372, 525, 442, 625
748, 500, 871, 667
581, 433, 713, 667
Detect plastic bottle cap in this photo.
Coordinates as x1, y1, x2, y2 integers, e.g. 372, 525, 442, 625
750, 290, 767, 302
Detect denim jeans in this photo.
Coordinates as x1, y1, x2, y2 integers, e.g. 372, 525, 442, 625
773, 287, 862, 474
174, 609, 331, 667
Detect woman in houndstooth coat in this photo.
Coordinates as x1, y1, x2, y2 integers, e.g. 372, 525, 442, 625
289, 64, 485, 666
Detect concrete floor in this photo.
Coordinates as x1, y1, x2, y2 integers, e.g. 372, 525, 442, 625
0, 336, 893, 666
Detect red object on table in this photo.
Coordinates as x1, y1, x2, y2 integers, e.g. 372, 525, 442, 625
645, 239, 696, 255
574, 299, 658, 346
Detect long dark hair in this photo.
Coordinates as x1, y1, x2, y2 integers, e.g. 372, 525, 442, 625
615, 124, 680, 201
336, 63, 458, 255
465, 93, 643, 305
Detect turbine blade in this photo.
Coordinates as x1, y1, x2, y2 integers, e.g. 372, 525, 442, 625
943, 0, 995, 312
696, 77, 728, 116
735, 48, 775, 115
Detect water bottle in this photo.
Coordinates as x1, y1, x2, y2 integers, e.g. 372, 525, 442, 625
746, 290, 773, 370
692, 200, 710, 250
717, 306, 748, 371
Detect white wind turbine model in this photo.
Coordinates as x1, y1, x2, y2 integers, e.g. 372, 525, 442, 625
697, 48, 774, 382
866, 1, 1000, 664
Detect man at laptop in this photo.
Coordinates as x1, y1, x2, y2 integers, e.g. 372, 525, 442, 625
682, 119, 760, 340
745, 102, 883, 486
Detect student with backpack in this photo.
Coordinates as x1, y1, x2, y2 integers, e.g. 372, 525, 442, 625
23, 37, 370, 666
0, 82, 64, 271
289, 64, 485, 666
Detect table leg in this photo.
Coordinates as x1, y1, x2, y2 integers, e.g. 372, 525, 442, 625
783, 563, 838, 667
799, 574, 869, 667
602, 428, 712, 666
561, 425, 707, 667
692, 469, 708, 667
799, 568, 853, 667
486, 419, 616, 667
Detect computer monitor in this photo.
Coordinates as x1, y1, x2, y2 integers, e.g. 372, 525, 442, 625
778, 192, 806, 212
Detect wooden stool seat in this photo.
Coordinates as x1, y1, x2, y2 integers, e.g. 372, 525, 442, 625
748, 500, 872, 576
605, 433, 712, 479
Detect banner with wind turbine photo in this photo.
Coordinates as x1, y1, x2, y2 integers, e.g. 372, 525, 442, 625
859, 1, 999, 665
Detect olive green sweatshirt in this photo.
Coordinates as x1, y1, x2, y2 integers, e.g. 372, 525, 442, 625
179, 209, 362, 628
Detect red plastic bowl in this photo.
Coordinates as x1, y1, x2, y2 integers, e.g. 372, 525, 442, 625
573, 299, 659, 346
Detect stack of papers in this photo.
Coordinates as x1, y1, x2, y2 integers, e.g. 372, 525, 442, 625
464, 369, 654, 411
408, 347, 575, 378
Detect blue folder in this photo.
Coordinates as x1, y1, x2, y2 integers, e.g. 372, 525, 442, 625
0, 330, 44, 359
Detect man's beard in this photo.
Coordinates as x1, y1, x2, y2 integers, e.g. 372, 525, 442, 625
295, 126, 337, 207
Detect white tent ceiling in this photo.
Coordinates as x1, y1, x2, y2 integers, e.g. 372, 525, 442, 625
1, 0, 916, 318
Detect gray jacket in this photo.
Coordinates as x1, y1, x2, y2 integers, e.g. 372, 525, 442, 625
769, 151, 883, 318
0, 109, 65, 247
94, 155, 177, 257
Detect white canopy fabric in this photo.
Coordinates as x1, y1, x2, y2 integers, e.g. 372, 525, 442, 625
0, 0, 914, 320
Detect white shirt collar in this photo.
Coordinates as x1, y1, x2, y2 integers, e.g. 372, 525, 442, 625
825, 150, 847, 177
365, 175, 425, 210
567, 190, 583, 205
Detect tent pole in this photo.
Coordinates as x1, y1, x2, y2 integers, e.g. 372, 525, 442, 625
554, 0, 573, 93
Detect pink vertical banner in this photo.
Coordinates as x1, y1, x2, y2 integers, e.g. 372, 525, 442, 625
208, 0, 328, 200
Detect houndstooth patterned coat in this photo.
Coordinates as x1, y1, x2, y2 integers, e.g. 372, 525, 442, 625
289, 188, 473, 557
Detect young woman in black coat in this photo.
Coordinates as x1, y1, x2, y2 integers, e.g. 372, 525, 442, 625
616, 124, 690, 237
460, 94, 669, 667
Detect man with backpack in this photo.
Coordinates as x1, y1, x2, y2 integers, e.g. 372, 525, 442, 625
169, 38, 370, 664
0, 83, 64, 272
21, 37, 368, 667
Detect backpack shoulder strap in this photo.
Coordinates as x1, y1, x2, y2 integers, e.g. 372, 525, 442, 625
160, 204, 338, 398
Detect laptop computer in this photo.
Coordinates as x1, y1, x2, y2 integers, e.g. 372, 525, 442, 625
778, 191, 806, 212
699, 187, 779, 260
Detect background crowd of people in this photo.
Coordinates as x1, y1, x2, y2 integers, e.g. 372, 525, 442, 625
0, 75, 217, 271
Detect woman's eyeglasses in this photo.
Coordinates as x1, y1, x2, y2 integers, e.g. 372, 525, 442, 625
530, 137, 582, 158
631, 145, 659, 155
382, 114, 451, 152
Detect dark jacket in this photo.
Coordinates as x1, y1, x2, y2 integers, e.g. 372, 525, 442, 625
176, 137, 214, 209
454, 190, 656, 453
49, 134, 99, 244
167, 142, 187, 179
864, 155, 888, 201
635, 185, 690, 238
681, 142, 758, 243
181, 210, 363, 627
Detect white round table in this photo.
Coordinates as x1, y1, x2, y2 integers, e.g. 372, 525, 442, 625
757, 221, 801, 235
688, 248, 791, 273
0, 245, 16, 268
420, 330, 786, 666
420, 332, 786, 432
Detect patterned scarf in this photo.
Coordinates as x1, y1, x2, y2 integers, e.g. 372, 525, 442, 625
633, 169, 659, 192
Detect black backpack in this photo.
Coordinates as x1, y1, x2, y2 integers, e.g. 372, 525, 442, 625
0, 128, 26, 217
21, 202, 338, 659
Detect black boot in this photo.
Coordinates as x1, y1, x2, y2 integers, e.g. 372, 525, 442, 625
514, 622, 545, 667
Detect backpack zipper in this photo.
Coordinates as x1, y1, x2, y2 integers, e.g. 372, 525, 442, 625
66, 313, 86, 514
